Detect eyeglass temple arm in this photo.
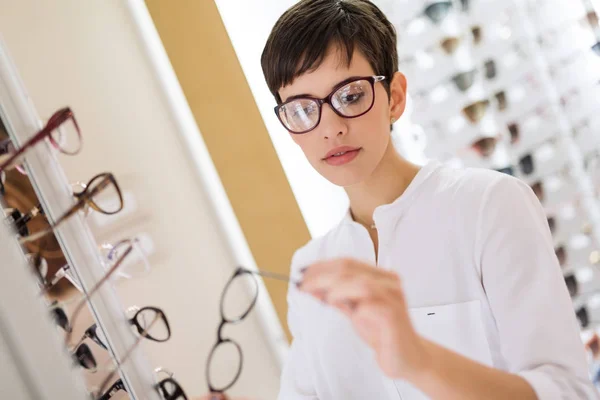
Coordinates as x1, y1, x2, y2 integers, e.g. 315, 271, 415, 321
64, 246, 133, 344
248, 269, 300, 285
0, 125, 50, 172
18, 195, 88, 244
95, 314, 161, 397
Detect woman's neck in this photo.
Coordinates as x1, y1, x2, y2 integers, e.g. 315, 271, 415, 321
345, 143, 421, 228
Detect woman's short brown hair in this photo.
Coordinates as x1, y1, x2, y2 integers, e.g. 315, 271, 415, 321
261, 0, 398, 104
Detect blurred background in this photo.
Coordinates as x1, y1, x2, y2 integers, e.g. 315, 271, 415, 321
0, 0, 600, 399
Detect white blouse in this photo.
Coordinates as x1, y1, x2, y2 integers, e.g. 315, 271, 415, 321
278, 161, 598, 400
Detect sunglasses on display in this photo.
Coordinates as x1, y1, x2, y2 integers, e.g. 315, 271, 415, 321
495, 166, 515, 176
397, 1, 454, 32
575, 304, 600, 329
461, 88, 513, 124
507, 123, 520, 144
403, 25, 483, 67
555, 245, 567, 267
73, 342, 97, 372
440, 25, 483, 54
462, 99, 490, 124
275, 75, 386, 134
95, 379, 127, 400
19, 172, 123, 244
0, 107, 82, 174
547, 216, 556, 234
451, 59, 496, 92
470, 136, 501, 158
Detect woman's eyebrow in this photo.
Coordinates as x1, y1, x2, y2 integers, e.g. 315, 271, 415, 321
283, 75, 363, 103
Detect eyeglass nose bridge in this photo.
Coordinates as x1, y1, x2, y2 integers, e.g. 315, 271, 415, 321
313, 96, 350, 136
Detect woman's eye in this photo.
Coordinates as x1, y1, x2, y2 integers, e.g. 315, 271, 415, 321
342, 92, 365, 104
293, 105, 315, 117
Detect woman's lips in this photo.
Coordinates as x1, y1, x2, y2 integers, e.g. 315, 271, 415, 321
324, 148, 361, 166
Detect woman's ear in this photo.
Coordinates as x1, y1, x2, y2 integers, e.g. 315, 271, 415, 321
388, 72, 407, 122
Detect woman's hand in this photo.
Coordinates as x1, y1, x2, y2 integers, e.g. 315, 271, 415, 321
298, 257, 432, 380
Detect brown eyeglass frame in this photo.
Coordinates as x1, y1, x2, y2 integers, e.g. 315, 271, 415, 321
0, 107, 82, 173
19, 172, 123, 244
274, 75, 386, 134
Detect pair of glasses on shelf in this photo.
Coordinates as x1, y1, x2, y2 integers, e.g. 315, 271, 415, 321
0, 107, 82, 174
206, 266, 297, 393
399, 25, 483, 70
461, 90, 509, 124
94, 368, 188, 400
17, 172, 123, 244
411, 59, 496, 106
43, 237, 149, 293
70, 306, 169, 369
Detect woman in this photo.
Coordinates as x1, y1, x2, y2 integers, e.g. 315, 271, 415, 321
203, 0, 597, 399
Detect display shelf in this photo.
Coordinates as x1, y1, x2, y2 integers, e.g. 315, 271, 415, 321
0, 218, 89, 400
0, 35, 160, 400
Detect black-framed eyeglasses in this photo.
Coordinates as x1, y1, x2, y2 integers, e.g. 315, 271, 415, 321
519, 153, 534, 175
274, 75, 386, 134
0, 107, 82, 174
74, 323, 109, 351
576, 305, 600, 329
96, 379, 127, 400
495, 166, 514, 176
92, 306, 171, 399
73, 342, 98, 372
61, 240, 145, 341
206, 266, 295, 393
155, 377, 188, 400
19, 172, 123, 244
555, 245, 566, 267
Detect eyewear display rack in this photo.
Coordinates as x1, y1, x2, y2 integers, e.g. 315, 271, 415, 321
0, 36, 161, 399
0, 221, 89, 400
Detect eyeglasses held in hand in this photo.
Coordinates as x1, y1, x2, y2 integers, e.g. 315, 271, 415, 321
0, 107, 82, 174
274, 76, 386, 134
19, 172, 123, 244
206, 266, 296, 393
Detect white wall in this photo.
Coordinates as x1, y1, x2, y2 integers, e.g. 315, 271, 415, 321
0, 0, 281, 398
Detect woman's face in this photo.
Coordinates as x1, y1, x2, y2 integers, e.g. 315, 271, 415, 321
277, 46, 407, 187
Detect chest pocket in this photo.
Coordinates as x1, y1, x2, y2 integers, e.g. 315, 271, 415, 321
394, 300, 494, 400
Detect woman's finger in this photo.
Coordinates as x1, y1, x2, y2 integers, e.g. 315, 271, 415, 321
300, 258, 388, 293
329, 273, 401, 304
